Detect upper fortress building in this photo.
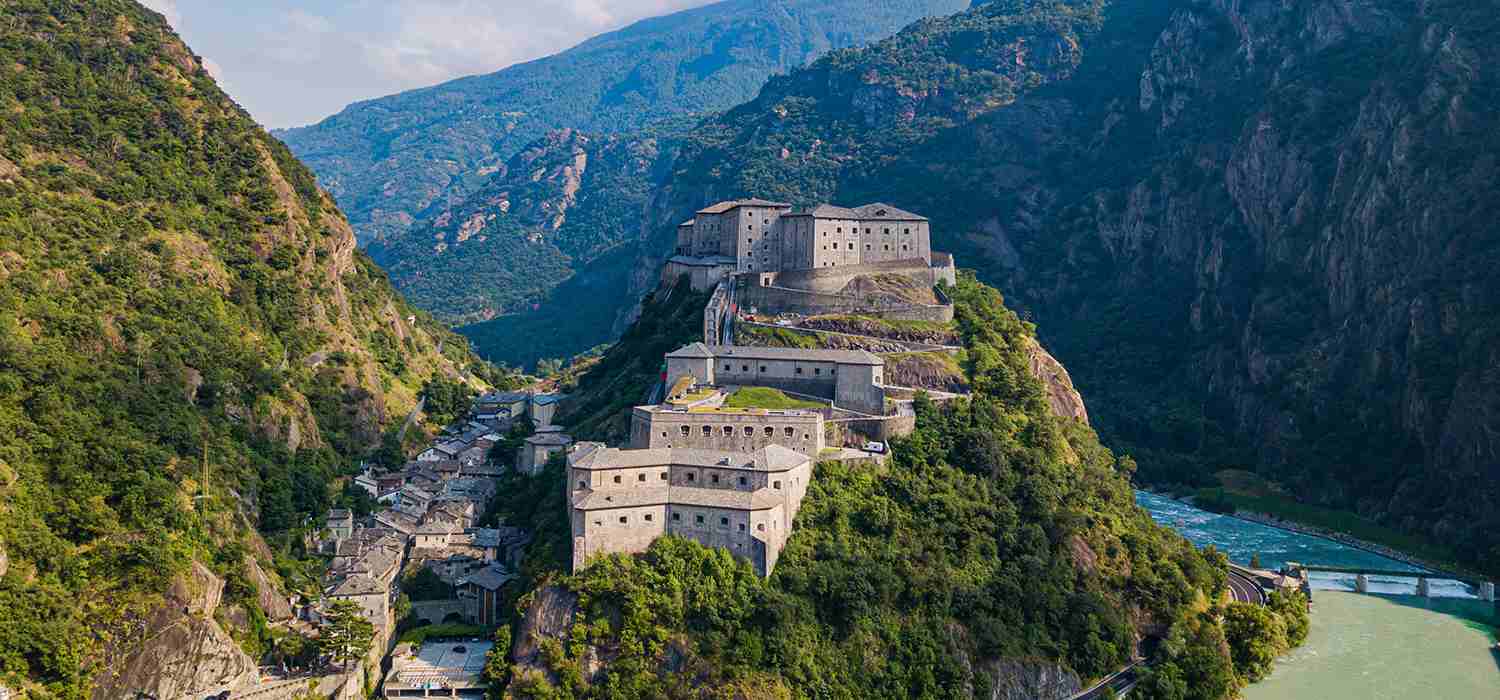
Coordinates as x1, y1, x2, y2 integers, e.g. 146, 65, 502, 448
664, 199, 953, 293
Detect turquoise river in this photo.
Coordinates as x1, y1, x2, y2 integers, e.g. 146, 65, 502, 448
1136, 491, 1500, 699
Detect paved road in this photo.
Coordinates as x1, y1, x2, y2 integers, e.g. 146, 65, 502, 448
1228, 566, 1268, 604
1073, 661, 1142, 699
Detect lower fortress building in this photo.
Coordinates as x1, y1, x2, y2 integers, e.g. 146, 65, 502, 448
568, 443, 812, 577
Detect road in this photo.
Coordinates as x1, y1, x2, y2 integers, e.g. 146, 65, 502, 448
1227, 566, 1268, 604
1073, 661, 1141, 699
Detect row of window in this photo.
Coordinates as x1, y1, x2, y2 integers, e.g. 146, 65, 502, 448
723, 363, 835, 376
822, 243, 909, 252
677, 425, 807, 439
600, 510, 772, 534
580, 471, 788, 490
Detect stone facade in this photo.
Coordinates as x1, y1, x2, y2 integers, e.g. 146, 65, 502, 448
630, 405, 826, 456
568, 443, 812, 577
518, 428, 573, 475
666, 343, 887, 416
666, 200, 948, 292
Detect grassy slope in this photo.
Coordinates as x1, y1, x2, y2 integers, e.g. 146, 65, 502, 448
0, 2, 478, 695
721, 387, 826, 410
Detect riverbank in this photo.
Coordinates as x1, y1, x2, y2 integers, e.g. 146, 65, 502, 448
1139, 488, 1469, 579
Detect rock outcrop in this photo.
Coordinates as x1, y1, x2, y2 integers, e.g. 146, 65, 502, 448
510, 585, 581, 684
1024, 339, 1089, 425
983, 658, 1083, 700
89, 562, 258, 700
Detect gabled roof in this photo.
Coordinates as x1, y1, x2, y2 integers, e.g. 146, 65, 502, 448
531, 393, 566, 406
329, 574, 385, 598
665, 342, 714, 359
696, 198, 792, 215
525, 432, 573, 447
459, 563, 516, 592
852, 202, 927, 221
785, 203, 861, 219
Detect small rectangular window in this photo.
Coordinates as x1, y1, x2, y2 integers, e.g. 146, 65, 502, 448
738, 476, 747, 486
638, 473, 646, 482
644, 514, 653, 522
613, 475, 621, 484
774, 480, 782, 489
720, 517, 729, 527
795, 367, 803, 374
619, 516, 627, 524
672, 512, 681, 521
711, 474, 720, 484
738, 523, 746, 532
696, 514, 705, 524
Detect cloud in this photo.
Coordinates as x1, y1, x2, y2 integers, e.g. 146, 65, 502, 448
358, 0, 712, 86
139, 0, 181, 28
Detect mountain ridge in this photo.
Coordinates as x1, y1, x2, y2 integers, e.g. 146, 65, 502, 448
275, 0, 971, 251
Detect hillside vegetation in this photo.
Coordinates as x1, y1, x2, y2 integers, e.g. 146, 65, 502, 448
495, 274, 1297, 698
0, 2, 480, 695
539, 0, 1500, 575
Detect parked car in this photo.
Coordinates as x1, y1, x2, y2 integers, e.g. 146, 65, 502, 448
863, 441, 886, 454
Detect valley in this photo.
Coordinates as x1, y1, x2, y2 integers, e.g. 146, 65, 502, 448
1, 0, 1496, 698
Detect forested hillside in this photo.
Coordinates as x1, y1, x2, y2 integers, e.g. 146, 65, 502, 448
275, 0, 969, 250
510, 0, 1500, 575
0, 2, 486, 696
490, 274, 1307, 698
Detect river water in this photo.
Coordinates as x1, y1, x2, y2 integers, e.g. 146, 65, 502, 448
1135, 491, 1500, 699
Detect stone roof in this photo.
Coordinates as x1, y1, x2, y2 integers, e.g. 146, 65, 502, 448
668, 343, 883, 366
329, 574, 385, 598
525, 431, 573, 447
783, 202, 928, 222
785, 203, 862, 219
327, 509, 352, 521
571, 443, 808, 474
459, 562, 516, 591
574, 484, 785, 511
532, 393, 565, 406
696, 198, 792, 215
852, 203, 927, 221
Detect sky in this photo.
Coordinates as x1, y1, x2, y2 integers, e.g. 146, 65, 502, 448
138, 0, 716, 129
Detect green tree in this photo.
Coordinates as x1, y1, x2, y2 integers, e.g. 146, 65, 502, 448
322, 599, 376, 670
1222, 602, 1287, 683
484, 625, 514, 698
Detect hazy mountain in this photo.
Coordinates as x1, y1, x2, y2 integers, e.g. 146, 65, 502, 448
274, 0, 971, 249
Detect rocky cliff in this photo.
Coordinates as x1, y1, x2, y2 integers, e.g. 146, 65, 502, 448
540, 0, 1498, 572
89, 563, 259, 700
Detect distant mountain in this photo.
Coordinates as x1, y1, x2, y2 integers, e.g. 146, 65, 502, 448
0, 2, 486, 695
275, 0, 970, 249
477, 0, 1500, 575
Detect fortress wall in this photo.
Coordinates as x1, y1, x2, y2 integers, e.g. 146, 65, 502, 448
764, 258, 945, 295
740, 283, 953, 322
630, 408, 825, 455
573, 503, 669, 570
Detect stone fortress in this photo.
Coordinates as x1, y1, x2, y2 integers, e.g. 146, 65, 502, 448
567, 443, 812, 577
569, 199, 961, 578
663, 199, 957, 318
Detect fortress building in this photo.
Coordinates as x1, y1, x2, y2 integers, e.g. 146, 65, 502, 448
665, 343, 887, 416
568, 443, 812, 577
630, 405, 826, 456
664, 200, 952, 292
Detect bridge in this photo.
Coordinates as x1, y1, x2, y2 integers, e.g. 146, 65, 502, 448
1283, 562, 1496, 602
409, 599, 478, 626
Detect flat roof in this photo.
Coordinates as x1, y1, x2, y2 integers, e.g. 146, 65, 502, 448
387, 640, 494, 690
696, 198, 792, 215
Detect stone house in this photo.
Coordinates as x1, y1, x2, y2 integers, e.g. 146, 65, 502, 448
518, 428, 573, 475
457, 563, 516, 626
568, 443, 812, 577
325, 508, 354, 542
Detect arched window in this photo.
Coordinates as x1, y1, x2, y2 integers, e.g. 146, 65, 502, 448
764, 426, 774, 436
